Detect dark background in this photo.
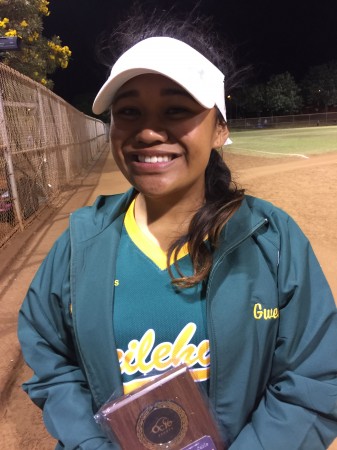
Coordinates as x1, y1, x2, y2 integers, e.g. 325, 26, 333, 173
44, 0, 337, 110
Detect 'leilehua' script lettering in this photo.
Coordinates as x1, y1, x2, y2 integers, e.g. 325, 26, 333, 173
117, 323, 210, 377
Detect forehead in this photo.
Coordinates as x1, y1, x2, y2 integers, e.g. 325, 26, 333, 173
113, 73, 194, 102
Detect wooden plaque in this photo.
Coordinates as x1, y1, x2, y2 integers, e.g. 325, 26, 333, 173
96, 365, 227, 449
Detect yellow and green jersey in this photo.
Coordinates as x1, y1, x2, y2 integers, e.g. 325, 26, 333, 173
113, 199, 210, 394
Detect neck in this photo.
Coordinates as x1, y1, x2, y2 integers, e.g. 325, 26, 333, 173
134, 192, 204, 251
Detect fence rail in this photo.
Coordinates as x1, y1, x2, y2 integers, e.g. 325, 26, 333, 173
229, 112, 337, 129
0, 62, 107, 247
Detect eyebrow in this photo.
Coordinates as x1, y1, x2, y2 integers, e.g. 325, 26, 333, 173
113, 87, 194, 104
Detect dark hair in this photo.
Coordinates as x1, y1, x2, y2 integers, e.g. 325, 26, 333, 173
100, 4, 245, 287
98, 3, 244, 93
167, 149, 244, 288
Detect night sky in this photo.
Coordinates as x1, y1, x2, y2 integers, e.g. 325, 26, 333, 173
44, 0, 337, 108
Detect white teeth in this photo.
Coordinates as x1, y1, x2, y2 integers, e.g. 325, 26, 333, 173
138, 155, 172, 163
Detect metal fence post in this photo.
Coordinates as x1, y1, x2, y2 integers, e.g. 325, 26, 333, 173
37, 89, 48, 145
57, 100, 71, 183
0, 90, 24, 230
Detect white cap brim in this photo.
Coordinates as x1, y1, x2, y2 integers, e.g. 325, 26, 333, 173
92, 37, 226, 121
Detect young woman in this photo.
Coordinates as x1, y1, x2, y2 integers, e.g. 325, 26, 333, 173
18, 12, 337, 450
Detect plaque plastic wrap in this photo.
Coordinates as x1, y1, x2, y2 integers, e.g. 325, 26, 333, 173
95, 364, 227, 449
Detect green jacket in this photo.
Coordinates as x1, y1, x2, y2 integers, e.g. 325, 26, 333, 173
18, 190, 337, 449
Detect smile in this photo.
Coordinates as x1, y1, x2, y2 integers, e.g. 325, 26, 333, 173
136, 155, 176, 163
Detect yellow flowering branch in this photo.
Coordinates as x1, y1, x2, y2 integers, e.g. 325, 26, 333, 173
4, 29, 19, 37
0, 3, 72, 88
0, 17, 9, 28
38, 0, 50, 17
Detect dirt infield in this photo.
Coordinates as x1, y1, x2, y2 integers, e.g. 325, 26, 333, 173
225, 151, 337, 298
1, 150, 336, 449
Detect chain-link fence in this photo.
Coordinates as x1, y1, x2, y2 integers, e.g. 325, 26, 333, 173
229, 112, 337, 129
0, 62, 107, 247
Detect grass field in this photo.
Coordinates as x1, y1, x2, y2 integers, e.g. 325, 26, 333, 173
229, 126, 337, 157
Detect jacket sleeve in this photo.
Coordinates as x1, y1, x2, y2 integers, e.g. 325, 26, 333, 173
18, 231, 119, 450
230, 214, 337, 449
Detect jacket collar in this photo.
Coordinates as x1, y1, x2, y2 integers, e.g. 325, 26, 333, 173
70, 188, 137, 243
71, 190, 267, 248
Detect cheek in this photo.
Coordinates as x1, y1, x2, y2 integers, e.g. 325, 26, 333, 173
185, 124, 217, 158
109, 128, 127, 172
110, 126, 123, 152
110, 124, 121, 144
172, 115, 210, 138
181, 114, 220, 150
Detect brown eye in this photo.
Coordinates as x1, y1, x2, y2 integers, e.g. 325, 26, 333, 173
113, 107, 140, 119
166, 107, 192, 118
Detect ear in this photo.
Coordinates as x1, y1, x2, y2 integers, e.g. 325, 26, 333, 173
213, 121, 229, 148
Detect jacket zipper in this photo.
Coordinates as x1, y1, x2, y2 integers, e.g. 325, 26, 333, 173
206, 218, 268, 405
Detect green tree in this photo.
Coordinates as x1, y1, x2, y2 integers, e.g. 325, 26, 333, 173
0, 0, 71, 89
235, 83, 266, 116
301, 62, 337, 111
265, 72, 302, 115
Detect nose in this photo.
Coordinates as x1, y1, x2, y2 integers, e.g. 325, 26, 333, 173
135, 128, 168, 145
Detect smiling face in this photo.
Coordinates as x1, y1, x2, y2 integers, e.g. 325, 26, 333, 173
110, 73, 228, 204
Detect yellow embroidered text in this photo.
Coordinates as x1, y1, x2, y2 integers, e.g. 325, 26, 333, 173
253, 303, 279, 320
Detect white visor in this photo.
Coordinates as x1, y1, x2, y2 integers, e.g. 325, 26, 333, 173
92, 36, 227, 121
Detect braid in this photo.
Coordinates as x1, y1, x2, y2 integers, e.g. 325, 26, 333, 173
167, 150, 244, 288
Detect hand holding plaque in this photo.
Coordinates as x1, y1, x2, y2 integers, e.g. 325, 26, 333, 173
95, 364, 227, 449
